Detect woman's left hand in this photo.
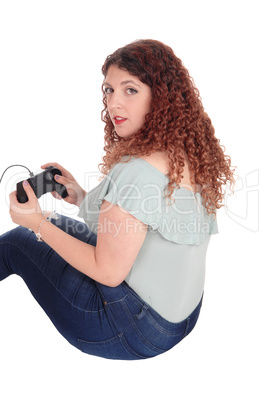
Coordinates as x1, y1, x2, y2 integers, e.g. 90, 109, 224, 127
9, 181, 43, 232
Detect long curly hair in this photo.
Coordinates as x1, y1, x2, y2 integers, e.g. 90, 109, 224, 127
100, 39, 235, 214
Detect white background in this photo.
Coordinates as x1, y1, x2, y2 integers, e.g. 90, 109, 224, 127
0, 0, 263, 401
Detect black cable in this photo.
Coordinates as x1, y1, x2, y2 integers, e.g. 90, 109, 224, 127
0, 165, 34, 184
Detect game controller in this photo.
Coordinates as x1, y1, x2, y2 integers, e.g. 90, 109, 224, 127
16, 166, 68, 203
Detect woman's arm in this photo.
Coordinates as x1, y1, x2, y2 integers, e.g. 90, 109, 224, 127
9, 182, 147, 287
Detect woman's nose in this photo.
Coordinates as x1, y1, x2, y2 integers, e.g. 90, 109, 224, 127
107, 91, 123, 110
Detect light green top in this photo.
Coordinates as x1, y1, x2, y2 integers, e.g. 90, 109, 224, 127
78, 157, 218, 322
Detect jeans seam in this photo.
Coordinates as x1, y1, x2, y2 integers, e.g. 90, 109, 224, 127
103, 295, 129, 306
96, 282, 130, 306
140, 308, 183, 337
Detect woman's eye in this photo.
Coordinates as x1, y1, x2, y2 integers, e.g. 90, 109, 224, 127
126, 88, 138, 95
104, 87, 113, 94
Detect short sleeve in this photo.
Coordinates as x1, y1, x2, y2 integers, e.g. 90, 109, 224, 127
78, 159, 218, 245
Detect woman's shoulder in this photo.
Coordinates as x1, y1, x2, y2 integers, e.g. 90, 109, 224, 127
108, 156, 168, 184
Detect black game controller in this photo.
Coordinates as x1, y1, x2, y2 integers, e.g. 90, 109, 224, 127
16, 166, 68, 203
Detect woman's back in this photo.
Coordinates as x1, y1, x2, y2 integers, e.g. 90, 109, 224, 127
79, 156, 218, 322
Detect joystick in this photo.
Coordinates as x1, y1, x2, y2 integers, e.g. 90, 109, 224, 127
16, 166, 68, 203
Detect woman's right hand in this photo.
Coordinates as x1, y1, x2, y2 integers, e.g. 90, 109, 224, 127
41, 162, 87, 207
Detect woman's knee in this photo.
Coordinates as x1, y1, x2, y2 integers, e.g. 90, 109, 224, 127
0, 225, 31, 244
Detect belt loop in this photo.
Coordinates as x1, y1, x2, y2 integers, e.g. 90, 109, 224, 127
136, 303, 149, 320
183, 317, 191, 337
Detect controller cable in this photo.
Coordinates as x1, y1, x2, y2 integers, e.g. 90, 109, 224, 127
0, 165, 34, 184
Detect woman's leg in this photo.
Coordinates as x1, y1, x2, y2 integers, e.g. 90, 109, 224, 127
1, 216, 171, 360
0, 217, 114, 352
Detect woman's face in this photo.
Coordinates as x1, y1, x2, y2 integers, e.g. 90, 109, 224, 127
103, 65, 152, 138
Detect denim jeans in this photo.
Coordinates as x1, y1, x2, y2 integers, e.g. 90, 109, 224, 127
0, 215, 203, 360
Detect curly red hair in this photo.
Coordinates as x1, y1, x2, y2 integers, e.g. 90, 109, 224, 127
100, 39, 235, 214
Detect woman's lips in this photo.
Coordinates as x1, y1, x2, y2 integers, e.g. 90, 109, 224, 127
113, 116, 127, 125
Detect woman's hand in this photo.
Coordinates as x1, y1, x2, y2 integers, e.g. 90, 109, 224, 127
41, 162, 87, 207
9, 181, 43, 232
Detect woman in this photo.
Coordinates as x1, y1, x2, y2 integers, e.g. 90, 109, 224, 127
0, 40, 235, 360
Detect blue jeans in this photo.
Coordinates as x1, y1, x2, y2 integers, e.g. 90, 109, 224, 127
0, 215, 203, 360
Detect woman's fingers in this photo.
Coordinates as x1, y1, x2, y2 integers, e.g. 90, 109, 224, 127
50, 191, 62, 200
41, 163, 73, 180
41, 162, 61, 170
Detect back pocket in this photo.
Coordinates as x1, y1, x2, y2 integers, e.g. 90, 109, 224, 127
78, 333, 145, 360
